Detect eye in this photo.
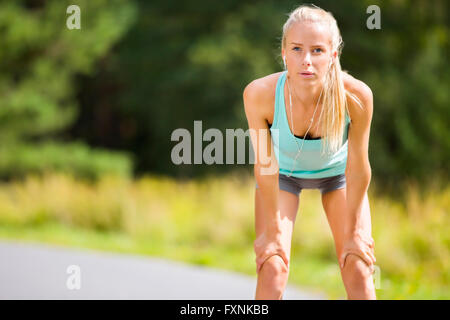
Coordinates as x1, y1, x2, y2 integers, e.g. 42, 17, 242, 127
313, 48, 323, 53
292, 47, 301, 51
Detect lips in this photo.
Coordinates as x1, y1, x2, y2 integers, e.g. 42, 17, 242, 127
300, 71, 314, 75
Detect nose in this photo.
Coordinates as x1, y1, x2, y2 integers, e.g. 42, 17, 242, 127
302, 52, 312, 66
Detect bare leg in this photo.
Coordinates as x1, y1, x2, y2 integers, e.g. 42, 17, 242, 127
321, 188, 376, 300
254, 187, 299, 299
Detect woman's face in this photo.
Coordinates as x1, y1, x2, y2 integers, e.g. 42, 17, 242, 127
282, 21, 335, 84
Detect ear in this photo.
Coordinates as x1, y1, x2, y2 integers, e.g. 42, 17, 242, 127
332, 50, 337, 61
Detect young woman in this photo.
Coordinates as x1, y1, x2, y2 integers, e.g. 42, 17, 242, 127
243, 5, 376, 300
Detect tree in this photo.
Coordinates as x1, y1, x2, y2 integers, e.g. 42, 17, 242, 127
0, 0, 138, 180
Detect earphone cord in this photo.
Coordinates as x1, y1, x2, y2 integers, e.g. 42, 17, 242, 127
285, 74, 324, 178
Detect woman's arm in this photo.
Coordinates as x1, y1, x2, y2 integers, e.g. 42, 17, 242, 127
345, 82, 373, 232
243, 79, 289, 272
243, 80, 280, 232
341, 78, 376, 268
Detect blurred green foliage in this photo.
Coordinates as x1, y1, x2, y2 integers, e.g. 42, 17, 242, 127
0, 0, 137, 179
0, 0, 448, 193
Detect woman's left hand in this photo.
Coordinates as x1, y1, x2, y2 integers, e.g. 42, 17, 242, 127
339, 229, 375, 269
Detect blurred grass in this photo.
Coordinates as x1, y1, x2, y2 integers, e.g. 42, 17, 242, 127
0, 171, 448, 299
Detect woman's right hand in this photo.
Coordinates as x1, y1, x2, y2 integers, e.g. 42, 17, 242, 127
254, 230, 290, 274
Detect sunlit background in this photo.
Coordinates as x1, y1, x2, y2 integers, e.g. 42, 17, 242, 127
0, 0, 448, 299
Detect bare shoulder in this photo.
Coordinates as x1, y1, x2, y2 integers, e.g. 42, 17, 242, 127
341, 71, 373, 122
243, 71, 283, 99
243, 72, 283, 123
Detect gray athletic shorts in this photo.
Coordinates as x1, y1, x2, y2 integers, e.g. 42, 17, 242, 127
255, 173, 346, 196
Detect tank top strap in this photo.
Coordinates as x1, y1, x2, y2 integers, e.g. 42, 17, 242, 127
271, 71, 287, 128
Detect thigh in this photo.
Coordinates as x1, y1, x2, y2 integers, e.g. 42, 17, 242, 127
320, 188, 373, 258
255, 187, 300, 257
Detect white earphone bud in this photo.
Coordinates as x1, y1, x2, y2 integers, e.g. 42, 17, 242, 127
283, 56, 287, 69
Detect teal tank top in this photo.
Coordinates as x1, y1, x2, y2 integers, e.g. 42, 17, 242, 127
269, 71, 351, 179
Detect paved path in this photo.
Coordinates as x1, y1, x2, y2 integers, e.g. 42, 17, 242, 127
0, 240, 326, 300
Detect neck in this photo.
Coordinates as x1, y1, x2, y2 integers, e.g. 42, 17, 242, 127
286, 73, 324, 108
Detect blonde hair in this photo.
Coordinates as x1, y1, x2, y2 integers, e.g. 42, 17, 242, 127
281, 4, 362, 154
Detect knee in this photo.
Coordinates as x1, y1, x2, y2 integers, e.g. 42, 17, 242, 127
261, 255, 289, 278
341, 254, 373, 283
259, 255, 289, 297
341, 254, 376, 299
